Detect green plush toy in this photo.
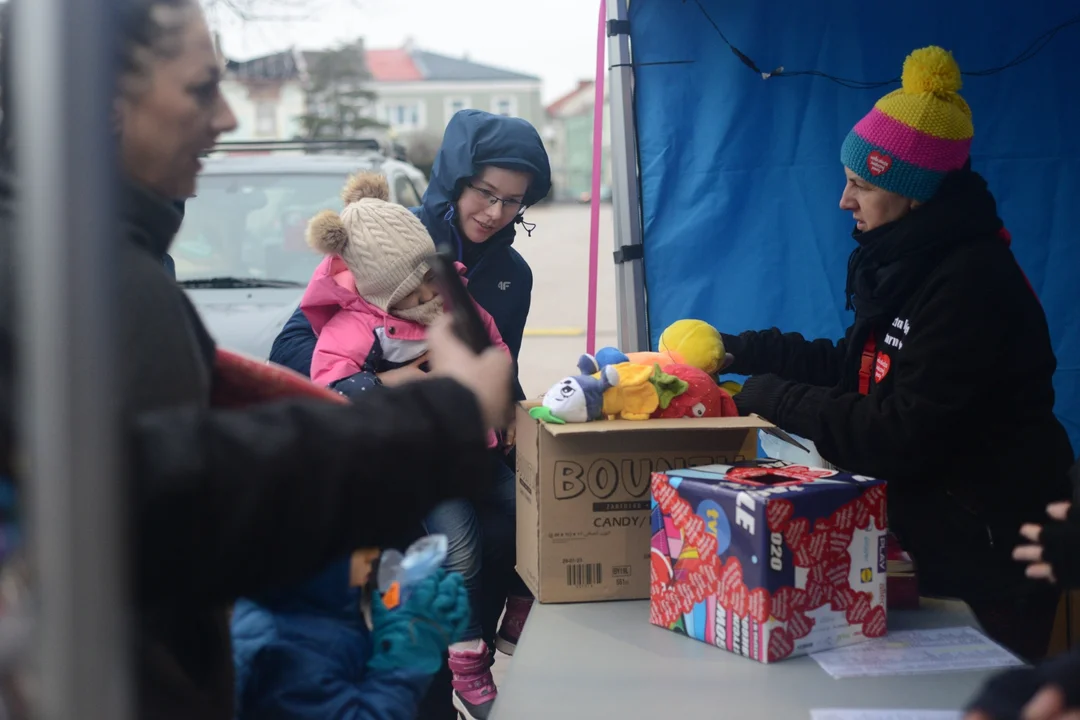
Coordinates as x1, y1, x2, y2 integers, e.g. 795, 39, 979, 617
651, 364, 689, 409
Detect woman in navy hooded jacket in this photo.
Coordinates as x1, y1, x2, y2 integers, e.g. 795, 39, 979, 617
270, 109, 550, 402
269, 109, 551, 720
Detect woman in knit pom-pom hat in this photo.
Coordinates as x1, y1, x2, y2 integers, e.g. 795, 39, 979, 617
723, 46, 1074, 661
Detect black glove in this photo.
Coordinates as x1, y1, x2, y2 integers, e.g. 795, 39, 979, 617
720, 333, 746, 374
966, 666, 1044, 719
732, 374, 789, 421
967, 647, 1080, 719
1032, 459, 1080, 588
1038, 502, 1080, 589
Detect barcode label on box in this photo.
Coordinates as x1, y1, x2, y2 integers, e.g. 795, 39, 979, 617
566, 563, 603, 587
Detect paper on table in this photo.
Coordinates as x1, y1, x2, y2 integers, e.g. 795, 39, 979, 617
810, 626, 1024, 679
810, 711, 962, 720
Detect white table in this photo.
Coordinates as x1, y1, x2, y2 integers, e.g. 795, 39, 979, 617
493, 599, 1000, 718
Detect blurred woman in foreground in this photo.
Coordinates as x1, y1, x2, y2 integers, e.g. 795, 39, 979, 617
0, 0, 512, 717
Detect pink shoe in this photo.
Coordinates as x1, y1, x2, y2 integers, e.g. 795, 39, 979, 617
449, 642, 497, 720
494, 595, 533, 656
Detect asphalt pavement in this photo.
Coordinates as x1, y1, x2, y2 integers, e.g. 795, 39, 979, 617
512, 202, 618, 398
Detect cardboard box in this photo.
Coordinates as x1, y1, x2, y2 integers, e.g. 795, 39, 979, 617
650, 462, 888, 662
515, 403, 771, 603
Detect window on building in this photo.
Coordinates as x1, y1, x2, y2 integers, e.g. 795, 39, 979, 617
446, 97, 470, 123
491, 97, 517, 118
255, 101, 277, 137
385, 103, 423, 130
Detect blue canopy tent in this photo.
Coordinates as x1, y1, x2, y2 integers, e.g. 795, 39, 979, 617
606, 0, 1080, 452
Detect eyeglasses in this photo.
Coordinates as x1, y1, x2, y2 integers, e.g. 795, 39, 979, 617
467, 183, 527, 215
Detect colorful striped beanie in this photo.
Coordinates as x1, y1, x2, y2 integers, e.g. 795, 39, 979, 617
841, 46, 973, 203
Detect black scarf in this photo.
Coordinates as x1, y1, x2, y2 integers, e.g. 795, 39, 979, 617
840, 170, 1003, 391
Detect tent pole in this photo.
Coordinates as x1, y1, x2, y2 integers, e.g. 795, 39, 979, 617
14, 0, 132, 717
606, 0, 649, 352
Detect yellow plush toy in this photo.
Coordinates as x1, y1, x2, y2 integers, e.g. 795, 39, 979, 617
600, 363, 660, 420
577, 361, 689, 421
658, 320, 726, 376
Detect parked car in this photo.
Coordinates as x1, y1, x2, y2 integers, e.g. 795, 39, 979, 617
174, 150, 429, 360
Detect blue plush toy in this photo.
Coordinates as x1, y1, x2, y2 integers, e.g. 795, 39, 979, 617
594, 346, 629, 368
529, 365, 620, 424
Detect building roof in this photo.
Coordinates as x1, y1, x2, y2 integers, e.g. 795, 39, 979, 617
546, 80, 594, 116
546, 79, 607, 118
225, 44, 539, 85
226, 49, 303, 82
366, 49, 423, 81
405, 50, 539, 82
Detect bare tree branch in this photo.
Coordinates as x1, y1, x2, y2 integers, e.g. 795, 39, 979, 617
201, 0, 363, 24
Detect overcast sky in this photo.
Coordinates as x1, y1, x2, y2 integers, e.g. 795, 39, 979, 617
211, 0, 602, 104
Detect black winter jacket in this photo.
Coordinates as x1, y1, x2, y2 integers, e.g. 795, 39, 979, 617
0, 171, 491, 719
726, 171, 1074, 599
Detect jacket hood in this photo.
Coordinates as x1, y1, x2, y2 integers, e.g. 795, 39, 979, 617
300, 254, 382, 335
419, 110, 551, 257
253, 556, 361, 622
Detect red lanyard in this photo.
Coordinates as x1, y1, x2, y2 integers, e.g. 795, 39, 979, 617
858, 332, 876, 395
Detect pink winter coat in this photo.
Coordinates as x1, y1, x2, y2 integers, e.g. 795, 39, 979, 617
300, 255, 508, 444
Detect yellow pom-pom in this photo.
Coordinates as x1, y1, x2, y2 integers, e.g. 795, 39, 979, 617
901, 46, 962, 96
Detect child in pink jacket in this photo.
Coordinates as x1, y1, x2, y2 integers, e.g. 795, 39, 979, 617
301, 172, 511, 716
302, 172, 508, 397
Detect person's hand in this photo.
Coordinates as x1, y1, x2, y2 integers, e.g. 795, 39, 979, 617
425, 315, 512, 429
719, 353, 736, 373
367, 569, 470, 676
503, 419, 516, 452
1019, 685, 1080, 720
967, 646, 1080, 720
1014, 502, 1072, 583
967, 685, 1080, 720
376, 354, 430, 388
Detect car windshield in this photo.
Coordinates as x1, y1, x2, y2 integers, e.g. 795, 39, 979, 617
172, 173, 349, 286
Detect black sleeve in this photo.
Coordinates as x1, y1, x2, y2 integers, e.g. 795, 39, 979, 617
269, 306, 318, 376
723, 328, 848, 386
766, 257, 1016, 481
131, 377, 489, 609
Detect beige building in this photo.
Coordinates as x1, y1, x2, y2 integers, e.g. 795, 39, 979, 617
219, 42, 544, 144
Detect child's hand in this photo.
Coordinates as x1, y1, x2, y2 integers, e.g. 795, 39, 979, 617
503, 419, 516, 451
376, 354, 430, 387
367, 569, 470, 675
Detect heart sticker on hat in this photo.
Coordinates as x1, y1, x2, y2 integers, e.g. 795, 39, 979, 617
867, 151, 893, 176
